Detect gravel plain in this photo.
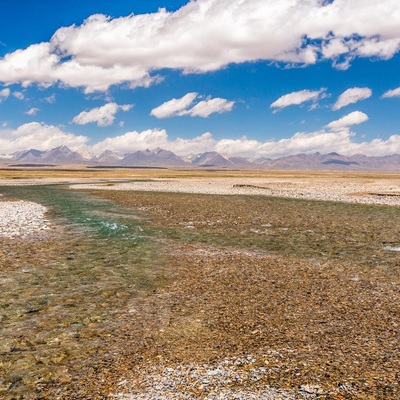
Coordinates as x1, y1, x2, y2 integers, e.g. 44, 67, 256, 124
3, 175, 399, 239
75, 188, 399, 400
1, 174, 399, 399
1, 176, 399, 239
71, 177, 400, 207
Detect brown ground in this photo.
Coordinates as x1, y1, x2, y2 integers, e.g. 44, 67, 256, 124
1, 166, 400, 181
48, 189, 399, 399
1, 178, 399, 399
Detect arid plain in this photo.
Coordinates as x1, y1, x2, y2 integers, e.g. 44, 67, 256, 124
0, 168, 399, 399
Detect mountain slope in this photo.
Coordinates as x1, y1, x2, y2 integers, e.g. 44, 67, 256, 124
40, 146, 86, 163
191, 151, 233, 166
2, 146, 400, 171
122, 149, 187, 166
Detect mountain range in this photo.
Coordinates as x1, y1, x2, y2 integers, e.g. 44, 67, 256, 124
2, 145, 400, 171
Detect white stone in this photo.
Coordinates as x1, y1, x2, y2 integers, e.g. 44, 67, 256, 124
0, 200, 51, 238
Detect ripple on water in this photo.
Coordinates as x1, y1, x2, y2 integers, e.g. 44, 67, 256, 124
0, 184, 145, 240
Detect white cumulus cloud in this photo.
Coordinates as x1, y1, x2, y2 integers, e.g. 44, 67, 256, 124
333, 87, 372, 110
213, 130, 400, 159
150, 93, 198, 118
381, 87, 400, 98
0, 88, 10, 102
25, 107, 39, 116
91, 129, 170, 154
0, 122, 88, 154
13, 91, 25, 100
270, 89, 325, 111
90, 129, 217, 156
325, 111, 369, 130
89, 123, 400, 160
185, 98, 235, 117
72, 102, 133, 127
151, 93, 234, 118
43, 94, 56, 103
0, 1, 400, 92
2, 119, 400, 159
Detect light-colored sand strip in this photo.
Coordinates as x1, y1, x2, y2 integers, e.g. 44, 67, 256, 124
71, 177, 400, 206
0, 200, 51, 238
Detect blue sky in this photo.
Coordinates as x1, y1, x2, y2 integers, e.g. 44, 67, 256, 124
1, 0, 400, 158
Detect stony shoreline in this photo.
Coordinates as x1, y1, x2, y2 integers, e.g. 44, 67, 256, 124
1, 175, 398, 238
0, 199, 51, 238
72, 177, 400, 207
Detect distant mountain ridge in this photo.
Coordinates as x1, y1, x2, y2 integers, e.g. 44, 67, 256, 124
121, 148, 187, 166
2, 145, 400, 171
258, 152, 400, 171
13, 146, 86, 164
191, 151, 234, 166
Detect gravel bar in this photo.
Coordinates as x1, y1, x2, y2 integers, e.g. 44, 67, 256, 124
72, 177, 400, 207
0, 199, 50, 238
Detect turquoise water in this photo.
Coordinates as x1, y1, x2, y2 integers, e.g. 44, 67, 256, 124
0, 184, 159, 397
0, 184, 145, 240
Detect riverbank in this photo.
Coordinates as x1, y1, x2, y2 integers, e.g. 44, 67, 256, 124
0, 199, 50, 238
1, 174, 399, 239
72, 176, 400, 206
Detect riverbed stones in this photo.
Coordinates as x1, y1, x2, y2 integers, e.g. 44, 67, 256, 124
0, 200, 50, 238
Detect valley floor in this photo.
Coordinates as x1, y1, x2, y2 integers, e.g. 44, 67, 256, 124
71, 175, 400, 207
0, 171, 399, 399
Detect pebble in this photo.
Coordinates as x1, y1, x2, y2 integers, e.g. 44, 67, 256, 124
71, 177, 400, 207
114, 357, 319, 399
0, 200, 51, 238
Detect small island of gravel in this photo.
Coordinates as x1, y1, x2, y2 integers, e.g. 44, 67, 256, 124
0, 199, 50, 238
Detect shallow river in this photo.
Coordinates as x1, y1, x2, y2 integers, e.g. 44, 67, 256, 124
0, 184, 160, 398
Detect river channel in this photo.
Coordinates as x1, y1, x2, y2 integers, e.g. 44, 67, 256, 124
0, 184, 161, 398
